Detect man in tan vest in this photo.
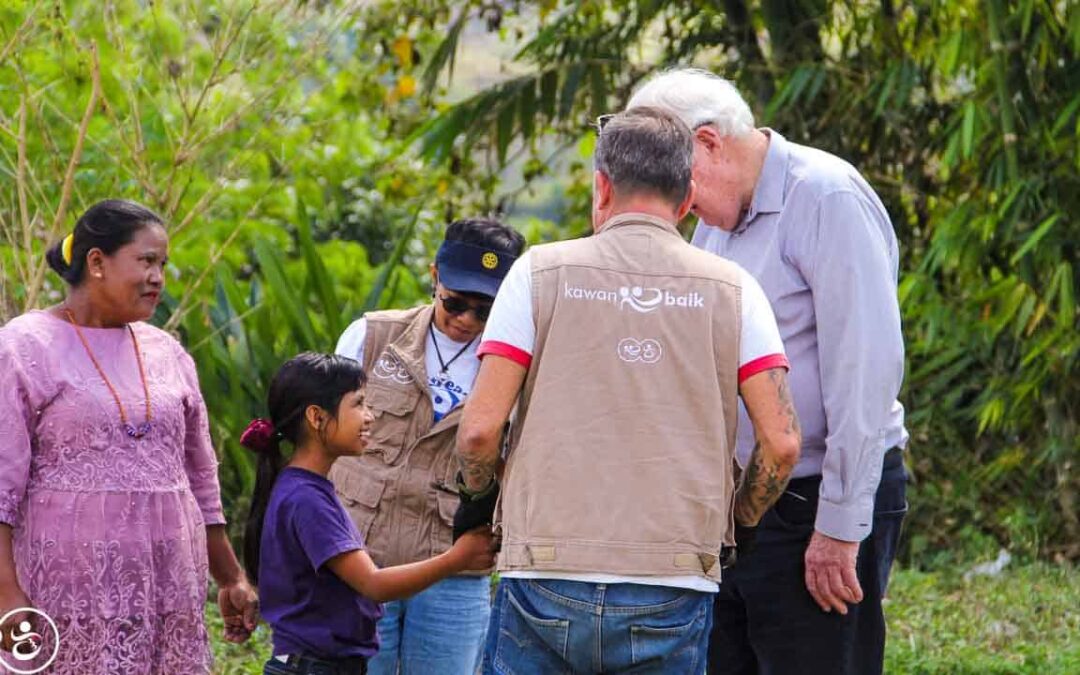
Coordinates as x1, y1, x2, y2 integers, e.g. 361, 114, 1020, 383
455, 107, 802, 674
332, 219, 524, 674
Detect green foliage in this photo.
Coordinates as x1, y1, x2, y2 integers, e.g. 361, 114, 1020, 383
411, 0, 1080, 564
885, 564, 1080, 673
0, 0, 485, 529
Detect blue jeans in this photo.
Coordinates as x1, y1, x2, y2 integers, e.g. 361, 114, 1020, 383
367, 575, 491, 675
482, 578, 713, 674
708, 447, 909, 675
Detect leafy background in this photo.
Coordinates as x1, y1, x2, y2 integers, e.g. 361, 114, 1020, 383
1, 1, 1077, 670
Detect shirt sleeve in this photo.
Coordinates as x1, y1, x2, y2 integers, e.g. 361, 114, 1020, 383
736, 267, 789, 382
336, 317, 368, 363
800, 189, 905, 542
0, 337, 32, 527
176, 341, 227, 526
477, 251, 534, 368
292, 490, 364, 571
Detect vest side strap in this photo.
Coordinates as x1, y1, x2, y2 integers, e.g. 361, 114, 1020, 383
500, 541, 722, 581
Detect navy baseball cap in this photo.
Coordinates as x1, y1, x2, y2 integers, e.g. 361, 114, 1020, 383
435, 240, 517, 298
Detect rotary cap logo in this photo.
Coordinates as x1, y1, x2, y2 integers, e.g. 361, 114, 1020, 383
481, 252, 499, 270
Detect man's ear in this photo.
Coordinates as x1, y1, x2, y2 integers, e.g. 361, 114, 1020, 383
429, 263, 439, 295
695, 125, 722, 157
676, 179, 696, 221
594, 170, 614, 211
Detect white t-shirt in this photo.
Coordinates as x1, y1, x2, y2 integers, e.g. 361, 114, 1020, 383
336, 316, 480, 422
477, 249, 789, 592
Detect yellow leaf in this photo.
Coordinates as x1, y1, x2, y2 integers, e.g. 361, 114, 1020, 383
391, 36, 413, 68
397, 75, 417, 98
436, 179, 449, 195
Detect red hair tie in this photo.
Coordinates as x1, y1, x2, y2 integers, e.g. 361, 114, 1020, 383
240, 418, 279, 454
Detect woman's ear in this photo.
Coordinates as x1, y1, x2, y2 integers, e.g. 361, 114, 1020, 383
429, 263, 439, 297
86, 248, 106, 280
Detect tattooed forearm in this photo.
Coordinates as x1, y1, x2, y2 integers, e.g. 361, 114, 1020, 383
458, 453, 499, 493
770, 367, 801, 437
733, 442, 792, 526
734, 367, 802, 525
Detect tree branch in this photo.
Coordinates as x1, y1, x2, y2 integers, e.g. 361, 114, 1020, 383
25, 41, 102, 309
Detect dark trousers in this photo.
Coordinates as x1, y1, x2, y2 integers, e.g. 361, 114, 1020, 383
708, 448, 907, 675
263, 654, 367, 675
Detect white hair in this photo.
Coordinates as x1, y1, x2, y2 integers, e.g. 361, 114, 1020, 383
627, 68, 755, 137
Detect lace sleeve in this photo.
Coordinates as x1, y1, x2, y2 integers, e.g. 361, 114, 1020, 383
176, 342, 226, 526
0, 337, 33, 526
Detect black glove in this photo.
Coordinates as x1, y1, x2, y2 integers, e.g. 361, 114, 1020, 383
452, 472, 500, 542
721, 523, 759, 569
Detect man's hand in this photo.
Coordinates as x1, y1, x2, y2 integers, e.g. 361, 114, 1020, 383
804, 530, 863, 614
217, 580, 258, 643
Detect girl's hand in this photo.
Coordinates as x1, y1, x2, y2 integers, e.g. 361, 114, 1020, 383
448, 527, 496, 572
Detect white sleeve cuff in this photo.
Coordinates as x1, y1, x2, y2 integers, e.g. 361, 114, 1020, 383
814, 495, 875, 542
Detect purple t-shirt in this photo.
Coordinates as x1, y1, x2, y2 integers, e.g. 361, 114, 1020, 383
260, 467, 383, 659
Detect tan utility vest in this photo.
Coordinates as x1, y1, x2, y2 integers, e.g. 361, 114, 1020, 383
329, 305, 472, 569
497, 213, 742, 583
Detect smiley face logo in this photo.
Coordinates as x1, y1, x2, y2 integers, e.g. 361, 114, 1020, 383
617, 337, 663, 364
481, 252, 499, 270
372, 351, 414, 385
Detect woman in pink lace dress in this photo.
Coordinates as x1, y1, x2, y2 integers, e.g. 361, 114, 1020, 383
0, 200, 258, 673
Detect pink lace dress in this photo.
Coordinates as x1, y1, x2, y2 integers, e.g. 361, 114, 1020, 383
0, 311, 225, 674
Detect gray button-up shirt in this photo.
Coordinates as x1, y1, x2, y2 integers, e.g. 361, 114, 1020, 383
693, 130, 908, 542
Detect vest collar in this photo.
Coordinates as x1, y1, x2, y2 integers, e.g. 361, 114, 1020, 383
386, 303, 436, 393
597, 212, 681, 236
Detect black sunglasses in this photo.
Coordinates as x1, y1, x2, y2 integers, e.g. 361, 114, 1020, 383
439, 294, 493, 322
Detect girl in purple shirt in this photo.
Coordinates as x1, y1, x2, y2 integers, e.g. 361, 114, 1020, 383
241, 353, 494, 675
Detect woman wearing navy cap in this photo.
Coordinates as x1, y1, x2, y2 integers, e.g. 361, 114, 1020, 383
331, 219, 525, 675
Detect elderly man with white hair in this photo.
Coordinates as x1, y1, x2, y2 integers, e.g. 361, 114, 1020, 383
628, 69, 909, 675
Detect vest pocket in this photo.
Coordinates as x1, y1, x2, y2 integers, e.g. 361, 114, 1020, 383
335, 468, 387, 541
432, 483, 459, 554
366, 384, 422, 465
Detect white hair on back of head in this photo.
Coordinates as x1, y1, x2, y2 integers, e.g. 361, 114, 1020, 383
628, 68, 755, 137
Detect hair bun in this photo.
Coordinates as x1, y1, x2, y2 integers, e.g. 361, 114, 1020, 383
240, 418, 279, 453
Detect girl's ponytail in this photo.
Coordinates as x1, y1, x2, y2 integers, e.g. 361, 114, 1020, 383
241, 419, 285, 586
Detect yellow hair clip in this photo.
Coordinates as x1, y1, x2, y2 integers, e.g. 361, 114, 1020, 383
61, 234, 74, 265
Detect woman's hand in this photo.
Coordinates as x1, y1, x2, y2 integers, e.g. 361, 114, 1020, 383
0, 583, 33, 652
217, 580, 259, 643
448, 527, 496, 572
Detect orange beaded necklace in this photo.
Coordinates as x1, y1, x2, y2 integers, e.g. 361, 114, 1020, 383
64, 308, 153, 438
